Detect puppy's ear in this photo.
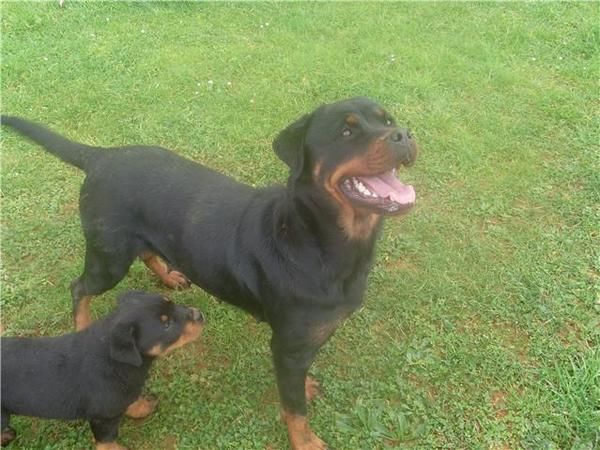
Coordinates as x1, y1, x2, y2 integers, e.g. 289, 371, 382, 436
109, 319, 143, 367
273, 113, 313, 182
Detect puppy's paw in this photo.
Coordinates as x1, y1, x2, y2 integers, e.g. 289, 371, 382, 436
125, 395, 158, 419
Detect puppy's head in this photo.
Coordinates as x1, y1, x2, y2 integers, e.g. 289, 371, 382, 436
109, 291, 204, 367
274, 97, 418, 239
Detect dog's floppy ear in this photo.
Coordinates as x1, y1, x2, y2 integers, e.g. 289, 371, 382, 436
109, 318, 143, 367
273, 113, 313, 182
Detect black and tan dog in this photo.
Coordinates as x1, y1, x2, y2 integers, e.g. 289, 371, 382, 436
1, 291, 204, 449
1, 97, 417, 449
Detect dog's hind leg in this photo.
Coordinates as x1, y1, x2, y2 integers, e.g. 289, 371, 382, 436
71, 244, 136, 331
140, 251, 190, 290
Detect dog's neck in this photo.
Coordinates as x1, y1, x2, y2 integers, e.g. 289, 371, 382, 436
288, 181, 383, 242
279, 182, 382, 251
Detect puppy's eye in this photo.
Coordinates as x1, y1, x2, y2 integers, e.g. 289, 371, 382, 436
342, 128, 352, 137
385, 118, 393, 126
160, 314, 172, 330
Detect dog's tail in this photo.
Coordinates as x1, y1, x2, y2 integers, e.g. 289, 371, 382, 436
1, 115, 101, 172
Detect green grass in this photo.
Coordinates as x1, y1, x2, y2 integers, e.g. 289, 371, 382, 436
1, 2, 598, 449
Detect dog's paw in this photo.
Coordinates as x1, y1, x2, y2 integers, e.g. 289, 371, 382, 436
166, 270, 191, 290
125, 395, 158, 419
283, 413, 329, 450
291, 431, 328, 450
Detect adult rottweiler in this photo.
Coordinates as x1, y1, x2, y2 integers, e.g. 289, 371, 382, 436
1, 291, 204, 449
1, 97, 417, 449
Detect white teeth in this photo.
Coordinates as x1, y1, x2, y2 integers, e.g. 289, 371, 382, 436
342, 177, 380, 199
353, 178, 376, 198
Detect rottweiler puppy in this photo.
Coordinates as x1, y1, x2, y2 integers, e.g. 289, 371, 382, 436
1, 291, 204, 449
1, 97, 418, 449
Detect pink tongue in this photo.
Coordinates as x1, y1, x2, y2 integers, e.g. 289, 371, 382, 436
359, 172, 416, 205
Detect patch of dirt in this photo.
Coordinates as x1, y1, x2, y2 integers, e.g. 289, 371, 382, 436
490, 390, 508, 420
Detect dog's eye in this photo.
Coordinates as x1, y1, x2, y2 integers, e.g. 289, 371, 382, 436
342, 128, 352, 137
385, 118, 394, 126
160, 314, 172, 330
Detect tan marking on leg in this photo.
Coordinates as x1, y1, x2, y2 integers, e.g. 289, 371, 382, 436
146, 320, 203, 357
125, 395, 158, 419
308, 321, 339, 346
305, 376, 320, 403
74, 296, 93, 331
95, 442, 128, 450
141, 252, 190, 290
282, 412, 327, 450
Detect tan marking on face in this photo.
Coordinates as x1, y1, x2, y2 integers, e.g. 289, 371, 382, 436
125, 395, 158, 419
146, 320, 203, 357
322, 154, 383, 240
281, 412, 327, 450
74, 296, 93, 331
160, 314, 168, 323
345, 114, 360, 126
374, 108, 385, 117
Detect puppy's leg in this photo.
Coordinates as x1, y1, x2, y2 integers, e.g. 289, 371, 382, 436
90, 417, 126, 450
140, 251, 190, 290
271, 335, 327, 450
1, 408, 16, 446
71, 244, 135, 330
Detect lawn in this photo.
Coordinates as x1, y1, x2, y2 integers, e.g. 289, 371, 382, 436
1, 2, 598, 449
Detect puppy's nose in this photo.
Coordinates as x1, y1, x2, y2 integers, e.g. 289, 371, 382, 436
389, 128, 412, 143
189, 308, 204, 323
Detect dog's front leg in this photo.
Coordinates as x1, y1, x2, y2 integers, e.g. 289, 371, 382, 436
271, 334, 327, 450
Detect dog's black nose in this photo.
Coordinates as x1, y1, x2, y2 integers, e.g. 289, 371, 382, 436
390, 128, 412, 143
189, 308, 204, 323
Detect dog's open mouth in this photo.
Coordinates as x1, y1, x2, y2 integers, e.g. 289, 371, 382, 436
340, 169, 415, 215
